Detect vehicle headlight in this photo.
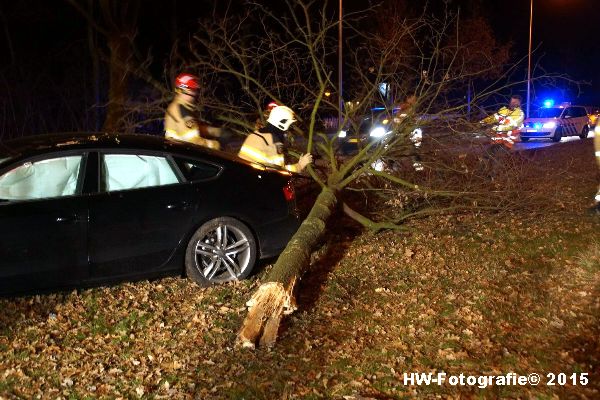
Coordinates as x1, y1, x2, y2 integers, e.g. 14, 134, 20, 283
338, 130, 347, 138
369, 126, 387, 138
542, 121, 556, 129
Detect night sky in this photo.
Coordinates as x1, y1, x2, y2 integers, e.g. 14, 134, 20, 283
486, 0, 600, 105
0, 0, 598, 135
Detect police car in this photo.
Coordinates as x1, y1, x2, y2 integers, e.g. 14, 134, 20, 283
519, 103, 590, 142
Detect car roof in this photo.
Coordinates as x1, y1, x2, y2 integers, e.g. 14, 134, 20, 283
1, 132, 232, 161
3, 132, 206, 154
0, 132, 292, 175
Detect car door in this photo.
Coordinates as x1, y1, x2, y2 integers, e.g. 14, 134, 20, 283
573, 107, 588, 132
87, 151, 195, 280
0, 153, 88, 294
562, 107, 579, 136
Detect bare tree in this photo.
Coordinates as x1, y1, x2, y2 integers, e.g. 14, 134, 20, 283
67, 0, 141, 132
179, 0, 527, 348
60, 0, 569, 348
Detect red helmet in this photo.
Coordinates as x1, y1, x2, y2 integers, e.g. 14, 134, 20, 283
175, 73, 200, 95
266, 101, 279, 111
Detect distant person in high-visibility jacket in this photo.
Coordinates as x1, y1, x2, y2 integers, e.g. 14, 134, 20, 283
164, 73, 220, 150
239, 105, 312, 172
480, 95, 525, 150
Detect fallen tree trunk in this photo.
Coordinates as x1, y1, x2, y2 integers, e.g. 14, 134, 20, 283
237, 186, 337, 348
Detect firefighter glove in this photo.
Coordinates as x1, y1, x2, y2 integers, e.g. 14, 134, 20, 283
298, 153, 313, 171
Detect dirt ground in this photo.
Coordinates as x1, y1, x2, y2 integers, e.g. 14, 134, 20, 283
1, 138, 599, 399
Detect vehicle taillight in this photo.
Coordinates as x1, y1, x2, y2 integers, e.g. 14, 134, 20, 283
283, 181, 295, 202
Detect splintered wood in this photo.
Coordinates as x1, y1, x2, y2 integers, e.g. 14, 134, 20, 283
237, 281, 297, 349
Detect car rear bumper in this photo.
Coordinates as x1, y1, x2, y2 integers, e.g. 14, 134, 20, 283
255, 214, 301, 259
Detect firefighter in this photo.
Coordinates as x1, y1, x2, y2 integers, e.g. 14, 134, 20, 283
480, 95, 525, 150
164, 73, 220, 150
239, 105, 313, 172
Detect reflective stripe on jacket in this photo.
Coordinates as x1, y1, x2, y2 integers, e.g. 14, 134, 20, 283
164, 98, 220, 150
481, 106, 525, 133
238, 132, 299, 172
491, 106, 524, 132
490, 130, 518, 149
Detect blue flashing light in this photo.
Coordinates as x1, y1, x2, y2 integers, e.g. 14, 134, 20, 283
534, 122, 542, 129
370, 106, 402, 112
543, 99, 554, 108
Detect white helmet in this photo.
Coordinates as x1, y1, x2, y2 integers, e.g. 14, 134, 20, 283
267, 106, 296, 131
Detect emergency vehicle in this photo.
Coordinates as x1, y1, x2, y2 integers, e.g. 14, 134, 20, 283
519, 103, 590, 142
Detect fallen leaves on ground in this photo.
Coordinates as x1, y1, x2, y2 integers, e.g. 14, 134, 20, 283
1, 140, 599, 399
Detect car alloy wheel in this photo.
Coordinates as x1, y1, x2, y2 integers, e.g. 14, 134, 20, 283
185, 217, 257, 285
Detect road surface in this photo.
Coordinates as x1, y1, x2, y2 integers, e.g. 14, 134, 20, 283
514, 132, 595, 151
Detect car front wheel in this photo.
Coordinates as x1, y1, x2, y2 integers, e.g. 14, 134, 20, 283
579, 125, 589, 139
552, 127, 562, 142
185, 217, 257, 286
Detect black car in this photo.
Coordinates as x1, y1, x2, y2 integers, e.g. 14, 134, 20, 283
0, 133, 300, 296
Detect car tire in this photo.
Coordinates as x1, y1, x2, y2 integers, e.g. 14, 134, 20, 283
520, 137, 529, 142
552, 127, 562, 142
185, 217, 257, 286
579, 126, 589, 139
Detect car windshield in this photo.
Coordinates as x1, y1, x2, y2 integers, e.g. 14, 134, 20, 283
531, 108, 563, 118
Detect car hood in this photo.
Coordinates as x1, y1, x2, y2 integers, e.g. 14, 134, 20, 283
524, 118, 559, 123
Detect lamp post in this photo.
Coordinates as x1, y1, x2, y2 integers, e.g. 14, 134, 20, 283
338, 0, 343, 129
526, 0, 533, 118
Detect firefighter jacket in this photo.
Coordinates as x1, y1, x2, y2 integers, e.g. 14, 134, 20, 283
481, 106, 524, 149
164, 98, 220, 150
238, 130, 301, 172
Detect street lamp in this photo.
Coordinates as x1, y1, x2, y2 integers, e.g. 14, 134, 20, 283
526, 0, 533, 118
338, 0, 343, 129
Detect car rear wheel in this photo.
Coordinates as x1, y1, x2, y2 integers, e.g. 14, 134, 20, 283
185, 217, 257, 286
579, 125, 589, 139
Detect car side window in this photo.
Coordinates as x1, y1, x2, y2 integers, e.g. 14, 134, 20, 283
102, 154, 180, 192
174, 158, 222, 181
0, 155, 83, 200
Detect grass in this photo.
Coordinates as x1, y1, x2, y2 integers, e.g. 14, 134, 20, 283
0, 140, 599, 398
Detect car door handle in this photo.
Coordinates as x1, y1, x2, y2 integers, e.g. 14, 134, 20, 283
166, 201, 190, 211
